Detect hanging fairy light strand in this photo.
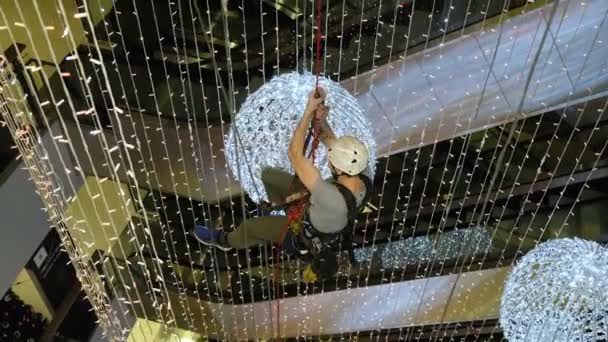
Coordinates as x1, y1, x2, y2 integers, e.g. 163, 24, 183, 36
391, 0, 553, 339
77, 0, 195, 328
0, 49, 129, 341
362, 0, 484, 298
0, 81, 123, 331
189, 3, 243, 334
490, 88, 608, 265
437, 2, 576, 339
238, 1, 277, 334
194, 2, 249, 328
381, 0, 421, 292
53, 38, 169, 341
144, 0, 206, 326
349, 1, 451, 339
186, 1, 245, 337
335, 0, 347, 78
0, 113, 126, 338
482, 98, 608, 342
35, 0, 221, 334
207, 2, 258, 324
468, 0, 603, 277
74, 5, 185, 331
99, 0, 218, 331
169, 0, 247, 328
1, 7, 161, 337
341, 1, 448, 339
217, 1, 261, 338
448, 4, 607, 340
167, 2, 226, 324
385, 2, 484, 340
59, 9, 186, 333
64, 0, 214, 330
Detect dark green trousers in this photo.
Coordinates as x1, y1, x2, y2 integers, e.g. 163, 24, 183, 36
226, 168, 303, 249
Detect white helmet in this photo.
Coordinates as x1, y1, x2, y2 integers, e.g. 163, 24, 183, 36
328, 136, 370, 176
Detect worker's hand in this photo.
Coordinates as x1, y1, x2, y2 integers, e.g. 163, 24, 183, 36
285, 191, 308, 204
305, 87, 326, 115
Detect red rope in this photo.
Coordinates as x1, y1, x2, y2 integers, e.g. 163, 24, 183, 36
274, 2, 324, 338
314, 0, 323, 91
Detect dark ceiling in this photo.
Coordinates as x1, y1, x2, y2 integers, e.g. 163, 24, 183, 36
60, 0, 529, 126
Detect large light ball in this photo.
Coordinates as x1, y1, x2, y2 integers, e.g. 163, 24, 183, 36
225, 72, 376, 203
500, 238, 608, 341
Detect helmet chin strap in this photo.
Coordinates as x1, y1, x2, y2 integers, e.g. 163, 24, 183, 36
329, 162, 342, 179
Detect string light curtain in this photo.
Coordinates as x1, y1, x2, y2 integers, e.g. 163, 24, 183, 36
0, 0, 607, 341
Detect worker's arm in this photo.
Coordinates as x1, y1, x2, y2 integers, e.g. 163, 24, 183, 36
288, 88, 325, 191
317, 105, 337, 149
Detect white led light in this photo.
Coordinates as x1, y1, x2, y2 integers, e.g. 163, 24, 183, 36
225, 72, 376, 202
353, 227, 492, 268
500, 238, 608, 341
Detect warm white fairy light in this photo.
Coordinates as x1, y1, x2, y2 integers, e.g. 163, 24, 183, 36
386, 9, 479, 342
225, 71, 376, 203
475, 98, 608, 340
500, 238, 608, 342
57, 0, 188, 328
394, 1, 551, 339
363, 23, 423, 342
355, 1, 460, 338
94, 0, 220, 331
350, 0, 367, 95
0, 21, 145, 341
466, 0, 608, 279
6, 0, 235, 336
62, 12, 174, 331
503, 98, 608, 259
190, 2, 242, 333
149, 0, 223, 327
217, 3, 262, 339
0, 61, 124, 339
238, 1, 277, 332
441, 3, 593, 339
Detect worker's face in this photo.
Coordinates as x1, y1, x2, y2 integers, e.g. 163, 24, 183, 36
329, 162, 342, 178
329, 162, 338, 177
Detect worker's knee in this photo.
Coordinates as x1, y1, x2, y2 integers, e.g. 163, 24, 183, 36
261, 168, 274, 184
226, 230, 266, 249
226, 232, 251, 249
263, 166, 292, 178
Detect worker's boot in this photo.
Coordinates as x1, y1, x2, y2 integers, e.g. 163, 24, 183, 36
192, 224, 232, 251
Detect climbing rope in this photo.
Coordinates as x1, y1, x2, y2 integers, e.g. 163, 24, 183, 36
273, 0, 324, 339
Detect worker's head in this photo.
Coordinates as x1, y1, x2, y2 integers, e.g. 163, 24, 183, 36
328, 136, 370, 177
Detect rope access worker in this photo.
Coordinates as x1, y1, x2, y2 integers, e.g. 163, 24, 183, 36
193, 87, 373, 282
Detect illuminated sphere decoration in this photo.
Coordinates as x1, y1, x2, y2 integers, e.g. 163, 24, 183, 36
500, 238, 608, 341
225, 72, 376, 203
